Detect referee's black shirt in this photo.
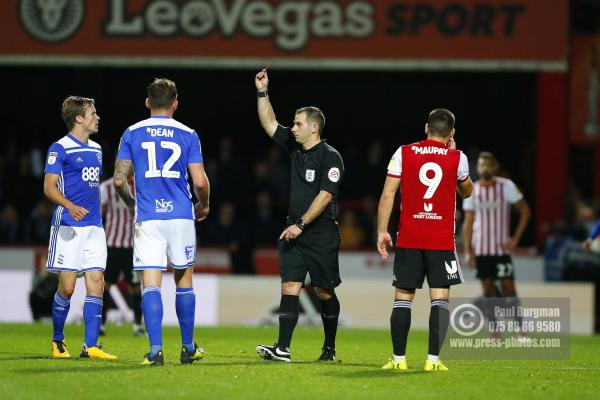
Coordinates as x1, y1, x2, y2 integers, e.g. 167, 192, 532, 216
273, 124, 344, 226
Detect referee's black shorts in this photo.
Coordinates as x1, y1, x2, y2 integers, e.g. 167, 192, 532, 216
105, 247, 139, 285
393, 247, 464, 289
278, 221, 341, 291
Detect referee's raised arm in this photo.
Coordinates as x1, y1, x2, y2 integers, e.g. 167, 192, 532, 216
255, 69, 278, 137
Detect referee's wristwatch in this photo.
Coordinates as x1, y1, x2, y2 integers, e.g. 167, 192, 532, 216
295, 218, 306, 231
257, 90, 268, 98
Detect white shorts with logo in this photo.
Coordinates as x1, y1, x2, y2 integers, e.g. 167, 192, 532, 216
46, 225, 107, 274
133, 219, 196, 271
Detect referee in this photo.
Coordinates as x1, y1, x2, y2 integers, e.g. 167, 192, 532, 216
254, 69, 345, 362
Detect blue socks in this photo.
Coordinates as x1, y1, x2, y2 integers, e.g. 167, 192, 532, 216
176, 288, 196, 352
53, 292, 105, 348
52, 292, 71, 341
142, 286, 163, 356
83, 296, 103, 348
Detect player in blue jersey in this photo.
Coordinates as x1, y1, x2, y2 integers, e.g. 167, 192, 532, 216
44, 96, 117, 360
582, 219, 600, 252
114, 78, 210, 366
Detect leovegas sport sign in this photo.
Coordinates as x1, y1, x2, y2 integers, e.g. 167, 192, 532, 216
4, 0, 567, 70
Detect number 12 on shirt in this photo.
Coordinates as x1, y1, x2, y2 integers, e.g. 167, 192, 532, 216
141, 141, 181, 179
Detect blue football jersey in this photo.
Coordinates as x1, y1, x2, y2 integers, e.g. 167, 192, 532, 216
116, 116, 203, 222
44, 134, 103, 227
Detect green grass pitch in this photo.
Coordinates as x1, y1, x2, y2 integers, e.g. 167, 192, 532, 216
0, 323, 599, 399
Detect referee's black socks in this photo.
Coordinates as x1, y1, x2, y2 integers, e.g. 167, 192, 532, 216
391, 300, 412, 357
277, 295, 299, 351
320, 294, 340, 349
428, 299, 450, 359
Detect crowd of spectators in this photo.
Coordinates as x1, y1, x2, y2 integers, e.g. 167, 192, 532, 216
0, 135, 388, 269
3, 133, 598, 276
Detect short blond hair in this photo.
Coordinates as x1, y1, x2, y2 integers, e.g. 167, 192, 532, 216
61, 96, 95, 130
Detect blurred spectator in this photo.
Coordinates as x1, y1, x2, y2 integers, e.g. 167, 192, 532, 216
574, 202, 598, 234
582, 218, 600, 253
2, 125, 18, 172
204, 159, 222, 205
246, 161, 276, 205
266, 145, 290, 207
4, 152, 42, 229
202, 202, 253, 274
0, 203, 21, 242
339, 142, 361, 198
247, 190, 285, 247
544, 223, 571, 280
358, 195, 378, 246
216, 137, 244, 202
556, 220, 600, 332
543, 219, 598, 282
466, 145, 481, 181
24, 200, 52, 244
30, 146, 43, 179
29, 269, 58, 321
358, 140, 386, 197
339, 209, 366, 249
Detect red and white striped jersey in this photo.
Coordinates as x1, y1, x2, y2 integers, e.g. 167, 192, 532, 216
100, 177, 134, 248
462, 177, 523, 256
387, 140, 470, 250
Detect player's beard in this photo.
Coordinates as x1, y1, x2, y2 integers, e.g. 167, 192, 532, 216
480, 172, 493, 181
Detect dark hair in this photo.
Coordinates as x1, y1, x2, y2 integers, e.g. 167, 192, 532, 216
61, 96, 95, 131
295, 106, 325, 135
147, 78, 177, 109
427, 108, 455, 137
478, 151, 498, 164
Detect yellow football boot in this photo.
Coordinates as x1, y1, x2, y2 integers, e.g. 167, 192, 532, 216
180, 343, 204, 364
80, 345, 118, 360
142, 351, 164, 366
381, 358, 408, 371
424, 359, 448, 371
51, 340, 70, 358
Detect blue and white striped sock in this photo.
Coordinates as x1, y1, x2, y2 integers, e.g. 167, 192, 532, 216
52, 292, 71, 341
83, 295, 103, 347
142, 286, 163, 357
176, 288, 196, 352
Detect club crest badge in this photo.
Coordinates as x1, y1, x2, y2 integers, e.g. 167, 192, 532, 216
20, 0, 85, 43
185, 245, 195, 261
305, 169, 315, 182
47, 151, 58, 165
328, 167, 340, 182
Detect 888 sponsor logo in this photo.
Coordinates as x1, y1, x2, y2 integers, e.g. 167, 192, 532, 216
81, 167, 100, 187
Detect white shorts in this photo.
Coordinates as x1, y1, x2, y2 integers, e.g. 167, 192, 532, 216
47, 225, 107, 274
133, 219, 196, 271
